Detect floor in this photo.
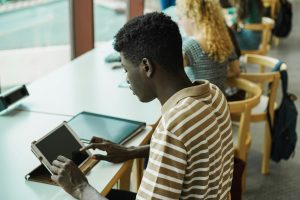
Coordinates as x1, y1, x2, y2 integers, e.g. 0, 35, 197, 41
244, 0, 300, 199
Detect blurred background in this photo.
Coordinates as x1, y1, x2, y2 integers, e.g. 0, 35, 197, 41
0, 0, 160, 90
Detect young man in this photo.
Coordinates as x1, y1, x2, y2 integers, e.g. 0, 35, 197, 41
50, 12, 234, 200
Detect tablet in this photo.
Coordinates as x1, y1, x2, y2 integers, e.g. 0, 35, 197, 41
31, 122, 91, 174
68, 112, 146, 144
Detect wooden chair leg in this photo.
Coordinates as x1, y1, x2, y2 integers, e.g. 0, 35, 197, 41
119, 161, 133, 190
262, 121, 271, 174
132, 158, 144, 192
242, 165, 247, 193
272, 36, 280, 47
242, 133, 251, 193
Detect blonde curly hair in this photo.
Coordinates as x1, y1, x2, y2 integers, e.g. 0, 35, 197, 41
177, 0, 233, 63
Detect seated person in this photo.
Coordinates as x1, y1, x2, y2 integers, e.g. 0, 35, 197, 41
176, 0, 240, 93
230, 0, 264, 50
50, 12, 234, 200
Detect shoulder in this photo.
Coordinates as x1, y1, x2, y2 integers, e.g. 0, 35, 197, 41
183, 37, 202, 51
161, 84, 226, 135
182, 37, 206, 65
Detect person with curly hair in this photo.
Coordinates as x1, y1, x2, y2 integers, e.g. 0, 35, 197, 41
49, 12, 234, 200
176, 0, 240, 93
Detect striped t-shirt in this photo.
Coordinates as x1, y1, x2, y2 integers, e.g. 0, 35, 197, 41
136, 80, 234, 200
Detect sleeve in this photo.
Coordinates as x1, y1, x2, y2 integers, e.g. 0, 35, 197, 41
136, 130, 187, 200
182, 37, 203, 66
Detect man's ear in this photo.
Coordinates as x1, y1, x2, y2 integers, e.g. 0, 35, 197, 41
141, 58, 154, 78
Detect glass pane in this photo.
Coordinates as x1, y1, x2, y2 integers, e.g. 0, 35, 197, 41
93, 0, 162, 45
0, 0, 71, 92
93, 0, 126, 44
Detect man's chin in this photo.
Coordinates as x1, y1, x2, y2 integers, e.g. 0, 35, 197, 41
137, 96, 155, 103
136, 95, 146, 102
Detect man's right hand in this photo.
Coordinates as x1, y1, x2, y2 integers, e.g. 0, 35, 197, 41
80, 137, 136, 163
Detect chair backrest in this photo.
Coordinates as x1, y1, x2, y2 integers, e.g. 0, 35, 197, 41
240, 54, 286, 123
227, 78, 262, 161
263, 0, 279, 19
242, 17, 275, 55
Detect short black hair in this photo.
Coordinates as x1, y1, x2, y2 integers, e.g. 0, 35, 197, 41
114, 12, 183, 73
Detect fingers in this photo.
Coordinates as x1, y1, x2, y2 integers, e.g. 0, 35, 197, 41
92, 154, 110, 161
50, 165, 60, 175
52, 159, 64, 168
50, 156, 68, 175
90, 136, 113, 144
80, 143, 108, 152
50, 170, 66, 186
92, 154, 124, 163
57, 155, 70, 162
80, 143, 95, 151
90, 136, 105, 143
80, 137, 115, 152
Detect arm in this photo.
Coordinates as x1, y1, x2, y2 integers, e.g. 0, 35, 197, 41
77, 184, 108, 200
50, 139, 150, 199
50, 156, 108, 200
227, 59, 240, 78
80, 137, 150, 163
136, 131, 187, 199
130, 144, 150, 159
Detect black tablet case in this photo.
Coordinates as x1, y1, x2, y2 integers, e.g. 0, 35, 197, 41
67, 111, 146, 144
25, 158, 99, 185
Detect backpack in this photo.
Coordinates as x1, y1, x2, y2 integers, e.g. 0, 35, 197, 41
267, 61, 298, 162
272, 0, 293, 38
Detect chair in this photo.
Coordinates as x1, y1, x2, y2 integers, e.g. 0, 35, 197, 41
237, 54, 287, 174
241, 17, 275, 55
227, 77, 262, 192
263, 0, 279, 19
263, 0, 281, 46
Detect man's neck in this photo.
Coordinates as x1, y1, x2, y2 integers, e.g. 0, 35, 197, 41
156, 73, 193, 106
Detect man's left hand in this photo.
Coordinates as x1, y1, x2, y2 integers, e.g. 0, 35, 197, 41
50, 155, 88, 199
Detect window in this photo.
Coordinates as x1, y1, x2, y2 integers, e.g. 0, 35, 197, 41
0, 0, 71, 91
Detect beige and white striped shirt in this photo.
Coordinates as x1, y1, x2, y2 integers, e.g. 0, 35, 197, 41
136, 80, 234, 200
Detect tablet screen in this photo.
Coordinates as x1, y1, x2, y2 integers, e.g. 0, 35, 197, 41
35, 125, 89, 166
68, 112, 146, 143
